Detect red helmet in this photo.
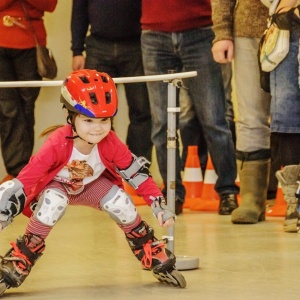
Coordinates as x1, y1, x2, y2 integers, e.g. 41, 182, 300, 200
60, 69, 118, 118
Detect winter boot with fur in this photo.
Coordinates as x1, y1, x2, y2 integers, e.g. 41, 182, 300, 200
276, 165, 300, 232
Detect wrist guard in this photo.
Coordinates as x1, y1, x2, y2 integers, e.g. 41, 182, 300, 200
151, 196, 176, 223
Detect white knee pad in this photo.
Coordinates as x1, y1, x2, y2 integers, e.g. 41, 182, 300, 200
100, 185, 137, 225
34, 188, 68, 226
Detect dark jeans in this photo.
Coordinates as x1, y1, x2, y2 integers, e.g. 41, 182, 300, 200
0, 47, 41, 176
85, 35, 153, 161
141, 27, 239, 202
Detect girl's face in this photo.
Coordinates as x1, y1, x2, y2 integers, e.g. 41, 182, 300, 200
74, 114, 111, 144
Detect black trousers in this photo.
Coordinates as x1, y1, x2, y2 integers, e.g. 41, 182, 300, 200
0, 47, 41, 176
85, 36, 153, 162
268, 132, 300, 198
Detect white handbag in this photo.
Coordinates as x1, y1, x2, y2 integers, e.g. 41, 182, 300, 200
259, 22, 290, 72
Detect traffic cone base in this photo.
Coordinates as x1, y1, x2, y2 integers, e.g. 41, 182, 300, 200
190, 155, 219, 211
266, 182, 286, 217
182, 146, 203, 208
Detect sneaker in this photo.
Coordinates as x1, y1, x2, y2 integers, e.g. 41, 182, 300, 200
218, 194, 238, 215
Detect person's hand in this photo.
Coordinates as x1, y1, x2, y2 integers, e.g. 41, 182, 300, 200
211, 40, 234, 63
72, 55, 85, 71
151, 196, 176, 227
157, 211, 175, 227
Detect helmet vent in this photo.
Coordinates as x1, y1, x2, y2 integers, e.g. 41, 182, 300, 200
79, 76, 90, 84
89, 93, 98, 104
105, 92, 111, 104
101, 76, 108, 83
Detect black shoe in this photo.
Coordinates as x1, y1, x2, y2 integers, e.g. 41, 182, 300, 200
218, 194, 238, 215
175, 200, 183, 215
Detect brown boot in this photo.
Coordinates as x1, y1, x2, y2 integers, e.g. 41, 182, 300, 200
232, 154, 270, 224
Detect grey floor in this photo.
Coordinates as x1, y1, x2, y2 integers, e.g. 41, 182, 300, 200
0, 204, 297, 300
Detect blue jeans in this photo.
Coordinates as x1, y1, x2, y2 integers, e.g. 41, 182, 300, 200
141, 27, 239, 202
85, 35, 153, 161
270, 28, 300, 134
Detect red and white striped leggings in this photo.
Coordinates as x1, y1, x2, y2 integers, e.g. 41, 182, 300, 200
25, 176, 142, 239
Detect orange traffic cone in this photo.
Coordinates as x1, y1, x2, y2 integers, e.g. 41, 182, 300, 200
235, 173, 241, 205
182, 146, 203, 208
123, 180, 146, 206
190, 155, 219, 211
266, 181, 286, 217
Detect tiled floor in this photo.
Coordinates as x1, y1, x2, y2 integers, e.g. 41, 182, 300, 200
0, 204, 297, 300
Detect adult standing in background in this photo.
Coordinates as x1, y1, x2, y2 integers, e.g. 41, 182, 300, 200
71, 0, 153, 162
266, 0, 300, 232
0, 0, 57, 184
211, 0, 271, 224
141, 0, 239, 215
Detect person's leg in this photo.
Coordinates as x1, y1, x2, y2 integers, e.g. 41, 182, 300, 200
85, 36, 153, 161
232, 37, 271, 224
0, 48, 39, 178
178, 27, 239, 214
0, 181, 68, 292
116, 40, 153, 161
269, 28, 300, 229
15, 49, 41, 158
141, 30, 185, 214
221, 62, 236, 146
179, 87, 208, 175
99, 184, 186, 287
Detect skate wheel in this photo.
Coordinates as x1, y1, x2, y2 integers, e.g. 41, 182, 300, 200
152, 269, 186, 288
170, 269, 186, 288
0, 281, 7, 296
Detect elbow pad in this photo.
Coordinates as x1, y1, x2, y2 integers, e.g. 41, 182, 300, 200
117, 154, 151, 189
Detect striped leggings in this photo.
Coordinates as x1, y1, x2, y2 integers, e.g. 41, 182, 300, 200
25, 176, 142, 239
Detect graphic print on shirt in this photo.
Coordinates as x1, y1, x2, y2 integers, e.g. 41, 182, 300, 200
64, 159, 93, 192
54, 145, 105, 195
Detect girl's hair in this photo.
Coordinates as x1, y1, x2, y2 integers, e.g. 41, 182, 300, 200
39, 111, 78, 138
39, 125, 64, 138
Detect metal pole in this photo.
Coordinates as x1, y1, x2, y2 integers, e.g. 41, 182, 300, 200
164, 76, 200, 271
165, 79, 179, 253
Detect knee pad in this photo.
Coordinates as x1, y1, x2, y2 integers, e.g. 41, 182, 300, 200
34, 188, 68, 226
100, 185, 137, 225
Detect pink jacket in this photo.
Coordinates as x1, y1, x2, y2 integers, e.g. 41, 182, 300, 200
19, 125, 162, 217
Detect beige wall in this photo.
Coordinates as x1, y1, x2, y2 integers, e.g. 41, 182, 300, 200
0, 1, 162, 185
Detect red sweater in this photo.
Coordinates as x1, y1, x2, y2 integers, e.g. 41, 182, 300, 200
141, 0, 212, 32
0, 0, 57, 48
18, 125, 163, 217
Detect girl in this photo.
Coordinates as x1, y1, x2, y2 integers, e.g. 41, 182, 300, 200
0, 69, 186, 295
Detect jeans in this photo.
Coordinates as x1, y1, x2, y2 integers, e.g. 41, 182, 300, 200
179, 87, 208, 175
270, 29, 300, 134
141, 27, 239, 201
0, 47, 41, 176
85, 35, 153, 161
